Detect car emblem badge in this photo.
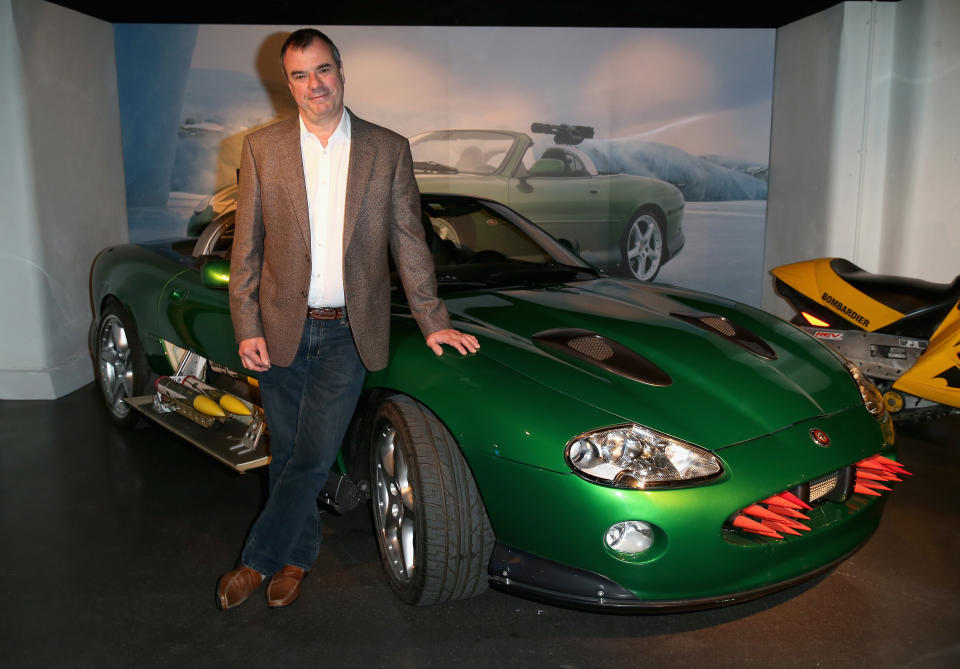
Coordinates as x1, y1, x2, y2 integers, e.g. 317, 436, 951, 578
810, 428, 830, 447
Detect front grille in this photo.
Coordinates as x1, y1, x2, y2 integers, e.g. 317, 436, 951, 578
725, 453, 912, 543
808, 471, 839, 503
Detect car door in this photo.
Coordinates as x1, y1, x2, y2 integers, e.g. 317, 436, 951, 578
156, 219, 243, 372
505, 147, 612, 253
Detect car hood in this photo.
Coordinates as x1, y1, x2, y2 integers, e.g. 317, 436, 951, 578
444, 278, 861, 451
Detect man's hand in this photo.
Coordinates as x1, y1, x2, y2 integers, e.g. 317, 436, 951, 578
238, 337, 271, 372
425, 329, 480, 357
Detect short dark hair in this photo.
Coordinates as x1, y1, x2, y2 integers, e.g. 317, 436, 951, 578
280, 29, 342, 78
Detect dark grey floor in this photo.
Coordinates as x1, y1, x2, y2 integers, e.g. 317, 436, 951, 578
2, 383, 958, 668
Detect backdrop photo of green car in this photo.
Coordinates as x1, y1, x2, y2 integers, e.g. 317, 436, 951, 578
92, 193, 905, 611
409, 124, 685, 282
188, 123, 685, 282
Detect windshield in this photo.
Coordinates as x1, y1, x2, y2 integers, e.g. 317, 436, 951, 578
410, 131, 517, 175
411, 197, 598, 292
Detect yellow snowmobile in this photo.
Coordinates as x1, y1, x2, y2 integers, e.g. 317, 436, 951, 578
772, 258, 960, 420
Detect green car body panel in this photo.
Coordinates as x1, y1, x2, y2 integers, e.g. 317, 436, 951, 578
91, 194, 897, 610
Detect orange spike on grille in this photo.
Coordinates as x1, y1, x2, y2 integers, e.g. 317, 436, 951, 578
857, 480, 892, 492
742, 504, 792, 523
772, 505, 810, 520
778, 491, 813, 510
763, 520, 802, 536
872, 455, 913, 475
762, 494, 802, 510
732, 514, 784, 539
777, 517, 812, 532
854, 484, 882, 496
856, 469, 896, 482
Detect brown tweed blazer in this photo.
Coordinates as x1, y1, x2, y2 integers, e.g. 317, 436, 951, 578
229, 111, 450, 371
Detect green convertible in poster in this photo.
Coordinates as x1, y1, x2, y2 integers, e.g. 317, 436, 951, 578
409, 124, 686, 282
91, 193, 905, 611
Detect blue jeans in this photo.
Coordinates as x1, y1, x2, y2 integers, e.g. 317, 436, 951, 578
240, 315, 366, 575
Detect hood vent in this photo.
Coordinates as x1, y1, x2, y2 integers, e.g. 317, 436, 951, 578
672, 311, 777, 360
567, 335, 614, 361
532, 328, 672, 386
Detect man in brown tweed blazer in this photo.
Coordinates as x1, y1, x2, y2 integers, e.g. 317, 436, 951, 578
217, 29, 479, 610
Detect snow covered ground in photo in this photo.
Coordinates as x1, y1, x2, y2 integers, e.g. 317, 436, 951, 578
656, 200, 767, 307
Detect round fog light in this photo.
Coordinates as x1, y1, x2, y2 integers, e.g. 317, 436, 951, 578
604, 520, 654, 556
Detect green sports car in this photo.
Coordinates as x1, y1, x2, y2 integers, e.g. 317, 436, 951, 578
92, 193, 904, 611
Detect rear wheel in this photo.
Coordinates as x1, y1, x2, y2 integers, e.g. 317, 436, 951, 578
620, 208, 666, 281
370, 395, 494, 605
95, 300, 149, 427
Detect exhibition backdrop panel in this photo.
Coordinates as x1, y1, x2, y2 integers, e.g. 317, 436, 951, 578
115, 25, 774, 305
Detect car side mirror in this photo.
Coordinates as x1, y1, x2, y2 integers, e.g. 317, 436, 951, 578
527, 158, 565, 177
558, 238, 581, 254
201, 259, 231, 289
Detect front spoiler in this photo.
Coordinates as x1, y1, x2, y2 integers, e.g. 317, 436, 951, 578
487, 539, 868, 613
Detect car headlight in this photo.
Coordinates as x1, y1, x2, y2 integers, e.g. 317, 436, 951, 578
565, 424, 722, 489
844, 361, 887, 419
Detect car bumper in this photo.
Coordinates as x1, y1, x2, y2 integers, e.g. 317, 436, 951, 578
470, 408, 894, 606
487, 536, 871, 612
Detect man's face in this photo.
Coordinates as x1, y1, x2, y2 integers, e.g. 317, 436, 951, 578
283, 39, 344, 127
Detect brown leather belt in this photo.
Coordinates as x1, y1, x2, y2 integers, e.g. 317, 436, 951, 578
306, 306, 345, 320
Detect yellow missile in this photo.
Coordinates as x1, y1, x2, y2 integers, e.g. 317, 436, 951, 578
180, 376, 251, 416
193, 395, 225, 417
157, 377, 226, 418
219, 394, 251, 416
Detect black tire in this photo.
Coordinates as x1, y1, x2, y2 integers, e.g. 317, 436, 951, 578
369, 395, 495, 605
94, 299, 150, 428
619, 207, 666, 281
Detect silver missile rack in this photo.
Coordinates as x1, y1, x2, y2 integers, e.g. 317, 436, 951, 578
123, 351, 270, 472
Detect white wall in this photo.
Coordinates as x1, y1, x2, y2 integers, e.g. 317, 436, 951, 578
763, 0, 960, 317
0, 0, 127, 399
881, 0, 960, 279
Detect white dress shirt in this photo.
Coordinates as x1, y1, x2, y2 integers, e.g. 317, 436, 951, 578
300, 111, 351, 308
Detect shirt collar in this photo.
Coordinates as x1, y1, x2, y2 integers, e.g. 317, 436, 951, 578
299, 109, 351, 146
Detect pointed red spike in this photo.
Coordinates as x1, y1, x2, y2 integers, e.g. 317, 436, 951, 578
856, 459, 888, 471
854, 484, 882, 497
778, 491, 813, 510
858, 480, 892, 491
762, 520, 802, 536
856, 469, 894, 482
762, 495, 801, 510
869, 460, 910, 475
873, 455, 913, 475
775, 506, 811, 520
732, 514, 784, 538
778, 517, 812, 531
742, 504, 793, 523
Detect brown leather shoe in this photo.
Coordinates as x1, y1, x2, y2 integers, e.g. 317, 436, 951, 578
266, 565, 307, 608
216, 566, 263, 610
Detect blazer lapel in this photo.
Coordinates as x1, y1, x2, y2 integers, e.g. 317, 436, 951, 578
276, 117, 311, 248
344, 112, 374, 254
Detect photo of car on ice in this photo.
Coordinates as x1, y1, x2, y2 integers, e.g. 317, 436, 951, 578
409, 123, 686, 282
92, 192, 906, 611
